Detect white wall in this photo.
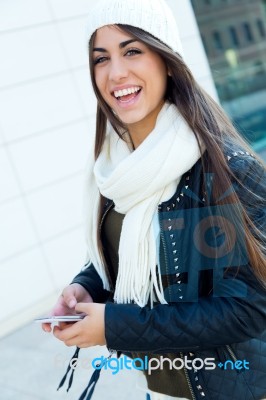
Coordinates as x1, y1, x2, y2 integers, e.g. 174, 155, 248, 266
0, 0, 217, 338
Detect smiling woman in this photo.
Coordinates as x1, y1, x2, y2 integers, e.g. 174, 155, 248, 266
42, 1, 266, 400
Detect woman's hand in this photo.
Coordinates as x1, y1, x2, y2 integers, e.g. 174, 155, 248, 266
53, 303, 106, 347
42, 283, 93, 333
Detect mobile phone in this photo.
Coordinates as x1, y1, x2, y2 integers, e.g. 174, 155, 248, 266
34, 315, 85, 323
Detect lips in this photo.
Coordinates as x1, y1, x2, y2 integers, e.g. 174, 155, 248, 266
112, 86, 142, 100
118, 89, 142, 103
112, 89, 142, 109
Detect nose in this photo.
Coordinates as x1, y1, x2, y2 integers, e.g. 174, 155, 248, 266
108, 57, 129, 82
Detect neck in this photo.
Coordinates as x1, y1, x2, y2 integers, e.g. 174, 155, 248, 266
128, 127, 150, 150
127, 101, 165, 149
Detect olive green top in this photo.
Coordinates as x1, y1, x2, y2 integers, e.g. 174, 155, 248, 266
102, 207, 192, 399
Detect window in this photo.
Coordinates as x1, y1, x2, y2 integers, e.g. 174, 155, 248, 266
191, 0, 266, 148
201, 35, 209, 55
242, 22, 254, 42
257, 19, 266, 38
229, 26, 240, 47
213, 31, 223, 50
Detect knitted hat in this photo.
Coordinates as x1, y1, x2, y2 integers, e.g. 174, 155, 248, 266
86, 0, 183, 55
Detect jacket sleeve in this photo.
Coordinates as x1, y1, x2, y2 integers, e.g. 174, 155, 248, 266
104, 154, 266, 353
71, 263, 110, 303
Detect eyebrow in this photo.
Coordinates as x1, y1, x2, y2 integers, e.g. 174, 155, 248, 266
93, 39, 138, 52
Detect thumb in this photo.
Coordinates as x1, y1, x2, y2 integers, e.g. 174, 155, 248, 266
64, 295, 77, 309
62, 286, 78, 308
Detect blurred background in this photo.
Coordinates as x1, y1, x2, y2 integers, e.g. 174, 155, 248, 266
0, 0, 265, 398
191, 0, 266, 153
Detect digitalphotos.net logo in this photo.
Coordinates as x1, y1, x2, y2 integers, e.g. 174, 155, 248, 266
55, 354, 250, 375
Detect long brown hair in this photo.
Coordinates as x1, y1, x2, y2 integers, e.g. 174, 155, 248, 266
88, 24, 266, 285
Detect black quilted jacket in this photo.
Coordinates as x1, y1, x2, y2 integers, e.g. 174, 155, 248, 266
72, 148, 266, 400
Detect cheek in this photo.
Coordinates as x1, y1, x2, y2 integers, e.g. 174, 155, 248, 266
95, 75, 102, 94
146, 59, 167, 94
150, 72, 168, 98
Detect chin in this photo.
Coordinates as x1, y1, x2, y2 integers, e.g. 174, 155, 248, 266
117, 112, 146, 126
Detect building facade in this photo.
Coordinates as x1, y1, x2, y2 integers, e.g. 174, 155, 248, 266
192, 0, 266, 147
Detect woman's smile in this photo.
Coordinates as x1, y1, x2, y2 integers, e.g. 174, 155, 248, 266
112, 85, 142, 107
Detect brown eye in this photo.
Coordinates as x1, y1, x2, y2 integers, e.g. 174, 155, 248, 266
94, 56, 108, 65
125, 49, 142, 56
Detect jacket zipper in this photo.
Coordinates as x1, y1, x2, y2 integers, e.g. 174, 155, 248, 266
100, 200, 114, 232
99, 200, 115, 290
180, 352, 196, 400
225, 344, 237, 363
158, 206, 171, 293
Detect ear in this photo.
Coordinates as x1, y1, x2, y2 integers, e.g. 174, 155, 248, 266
167, 69, 172, 77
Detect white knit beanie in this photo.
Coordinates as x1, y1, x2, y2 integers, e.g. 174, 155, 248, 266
86, 0, 183, 55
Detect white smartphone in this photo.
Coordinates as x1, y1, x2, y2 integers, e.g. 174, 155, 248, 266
34, 315, 85, 323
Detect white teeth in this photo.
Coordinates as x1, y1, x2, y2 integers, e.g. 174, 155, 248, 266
114, 87, 141, 98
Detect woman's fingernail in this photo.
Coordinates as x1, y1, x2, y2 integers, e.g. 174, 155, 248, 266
69, 299, 76, 308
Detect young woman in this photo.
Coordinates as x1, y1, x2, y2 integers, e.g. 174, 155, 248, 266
42, 0, 266, 399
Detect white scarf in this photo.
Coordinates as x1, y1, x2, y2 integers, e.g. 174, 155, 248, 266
84, 103, 201, 307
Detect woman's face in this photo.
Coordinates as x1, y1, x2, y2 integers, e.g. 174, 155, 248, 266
92, 25, 168, 136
